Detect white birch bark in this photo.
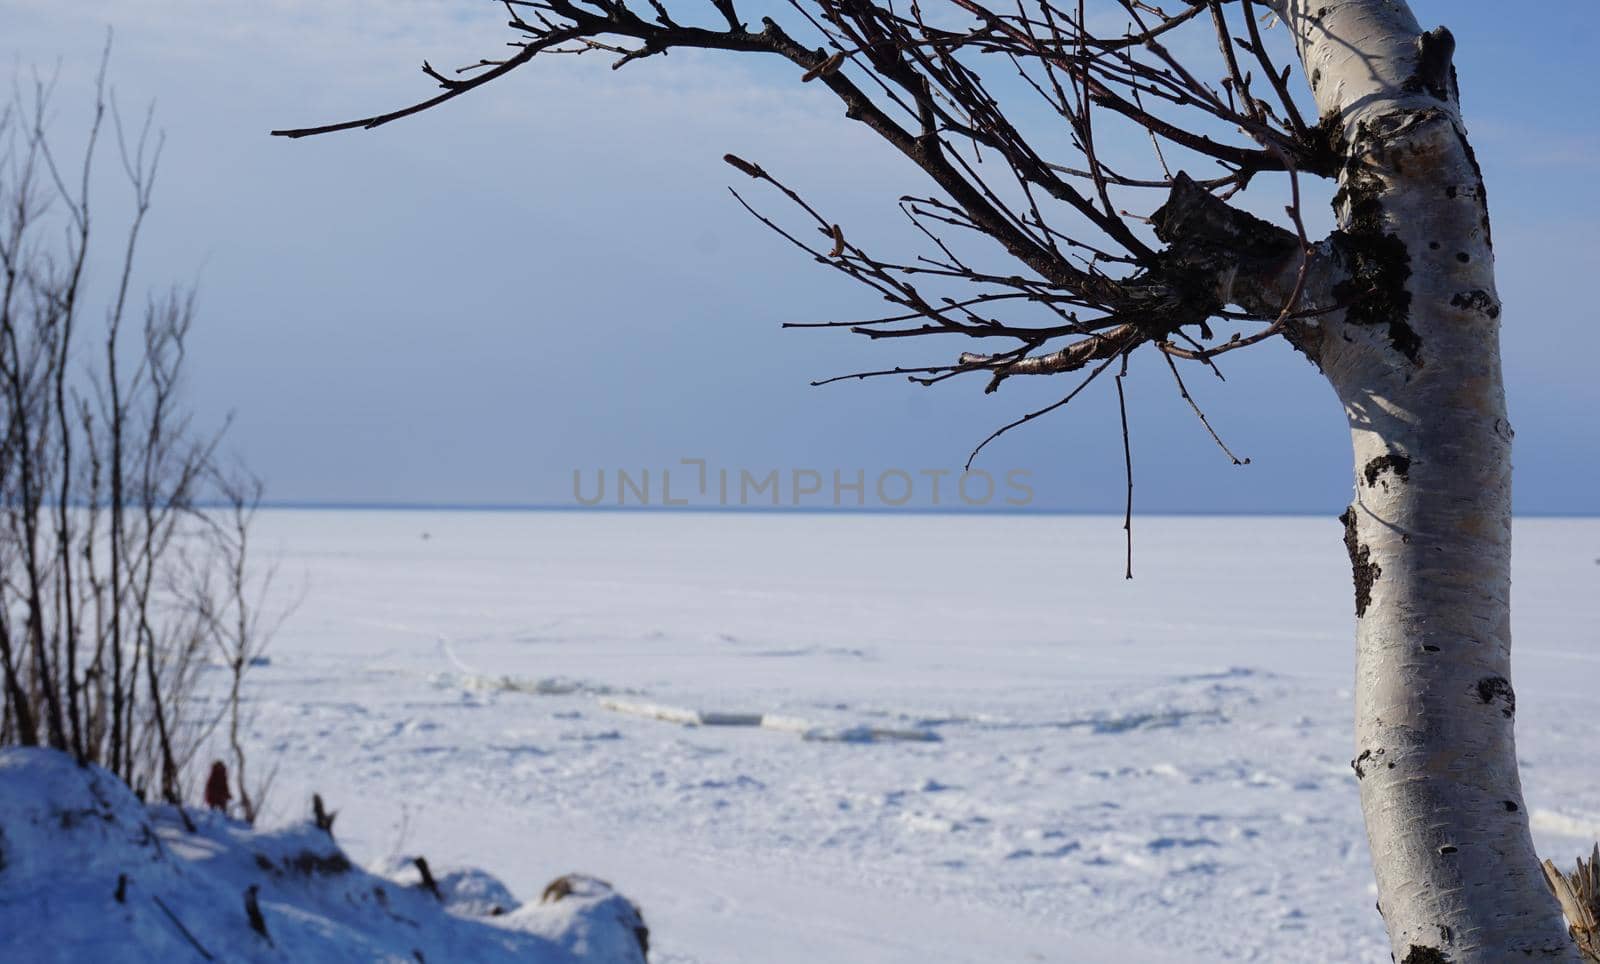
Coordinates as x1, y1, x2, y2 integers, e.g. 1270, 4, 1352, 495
1267, 1, 1580, 959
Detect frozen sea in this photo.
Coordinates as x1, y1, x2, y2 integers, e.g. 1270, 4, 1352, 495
236, 510, 1600, 963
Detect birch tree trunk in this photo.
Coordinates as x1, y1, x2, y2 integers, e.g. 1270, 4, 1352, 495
1270, 1, 1579, 958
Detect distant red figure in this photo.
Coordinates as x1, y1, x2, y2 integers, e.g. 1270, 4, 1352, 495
204, 760, 231, 812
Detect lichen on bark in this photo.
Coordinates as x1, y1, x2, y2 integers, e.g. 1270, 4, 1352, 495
1362, 451, 1412, 489
1400, 943, 1450, 964
1476, 676, 1516, 719
1329, 117, 1422, 365
1338, 507, 1381, 617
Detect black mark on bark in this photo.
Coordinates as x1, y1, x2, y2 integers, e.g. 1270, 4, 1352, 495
1352, 749, 1372, 779
1401, 945, 1450, 964
1449, 289, 1499, 319
1450, 122, 1493, 249
1476, 676, 1515, 718
1340, 507, 1381, 616
1503, 800, 1519, 812
1362, 451, 1412, 489
1352, 747, 1385, 779
1329, 224, 1418, 365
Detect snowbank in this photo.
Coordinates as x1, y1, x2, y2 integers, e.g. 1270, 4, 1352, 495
0, 748, 648, 963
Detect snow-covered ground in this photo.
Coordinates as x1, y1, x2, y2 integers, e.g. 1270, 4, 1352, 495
231, 510, 1600, 963
0, 748, 649, 963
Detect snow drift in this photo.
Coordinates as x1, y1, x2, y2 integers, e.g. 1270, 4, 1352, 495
0, 748, 648, 963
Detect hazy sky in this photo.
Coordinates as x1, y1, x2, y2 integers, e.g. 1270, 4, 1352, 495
5, 1, 1596, 513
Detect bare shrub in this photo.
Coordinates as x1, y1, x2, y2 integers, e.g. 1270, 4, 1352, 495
0, 44, 271, 806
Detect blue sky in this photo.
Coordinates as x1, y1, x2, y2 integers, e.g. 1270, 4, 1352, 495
4, 1, 1595, 513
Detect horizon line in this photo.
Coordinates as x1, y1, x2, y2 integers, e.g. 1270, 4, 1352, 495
249, 501, 1600, 519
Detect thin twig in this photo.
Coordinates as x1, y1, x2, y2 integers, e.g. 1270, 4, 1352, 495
1115, 351, 1133, 580
1163, 351, 1248, 464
